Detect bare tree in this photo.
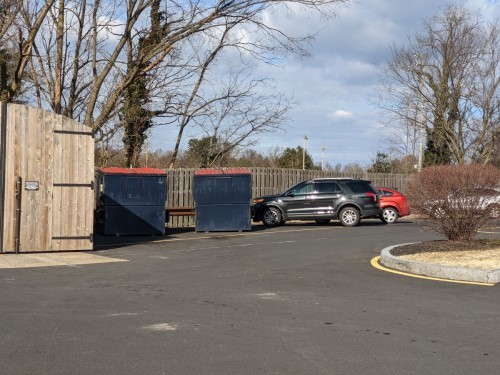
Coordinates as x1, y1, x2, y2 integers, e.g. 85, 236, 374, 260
0, 0, 21, 41
380, 105, 420, 161
166, 24, 238, 168
196, 80, 290, 166
5, 0, 348, 156
166, 60, 291, 167
375, 5, 500, 165
266, 146, 284, 167
0, 0, 56, 101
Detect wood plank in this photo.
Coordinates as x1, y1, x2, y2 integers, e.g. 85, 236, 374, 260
184, 169, 192, 227
73, 118, 83, 250
65, 118, 90, 250
180, 169, 187, 227
24, 106, 40, 251
43, 111, 54, 251
2, 104, 16, 251
52, 114, 64, 251
69, 118, 78, 250
14, 105, 26, 252
85, 122, 95, 248
171, 169, 179, 228
0, 102, 6, 252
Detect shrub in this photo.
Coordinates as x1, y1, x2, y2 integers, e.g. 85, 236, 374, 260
406, 164, 500, 241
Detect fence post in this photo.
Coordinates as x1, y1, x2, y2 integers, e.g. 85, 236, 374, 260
0, 102, 7, 253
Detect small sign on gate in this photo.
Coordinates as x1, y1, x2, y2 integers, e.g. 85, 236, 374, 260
25, 181, 39, 191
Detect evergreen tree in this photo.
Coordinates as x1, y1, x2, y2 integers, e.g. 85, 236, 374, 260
277, 146, 314, 169
368, 152, 392, 173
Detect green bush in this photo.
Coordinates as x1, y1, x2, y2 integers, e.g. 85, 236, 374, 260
406, 164, 500, 241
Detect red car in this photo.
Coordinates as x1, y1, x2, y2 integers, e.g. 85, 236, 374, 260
376, 187, 410, 224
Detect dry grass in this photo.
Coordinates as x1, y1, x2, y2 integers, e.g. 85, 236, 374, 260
400, 249, 500, 270
391, 239, 500, 271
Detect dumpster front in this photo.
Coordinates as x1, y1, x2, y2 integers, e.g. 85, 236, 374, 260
97, 168, 167, 235
193, 169, 252, 232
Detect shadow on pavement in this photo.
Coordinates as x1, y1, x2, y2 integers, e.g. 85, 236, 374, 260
93, 219, 418, 251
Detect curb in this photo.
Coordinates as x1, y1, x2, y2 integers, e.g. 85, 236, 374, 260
380, 243, 500, 284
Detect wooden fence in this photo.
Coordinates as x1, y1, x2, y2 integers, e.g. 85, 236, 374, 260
0, 103, 94, 253
166, 168, 411, 228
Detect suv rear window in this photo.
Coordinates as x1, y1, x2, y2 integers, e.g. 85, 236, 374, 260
315, 182, 342, 194
345, 181, 373, 194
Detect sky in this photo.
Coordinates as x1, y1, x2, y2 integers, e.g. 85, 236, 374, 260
148, 0, 500, 168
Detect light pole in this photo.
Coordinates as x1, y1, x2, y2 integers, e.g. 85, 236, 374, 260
302, 135, 308, 170
415, 53, 425, 172
321, 146, 327, 171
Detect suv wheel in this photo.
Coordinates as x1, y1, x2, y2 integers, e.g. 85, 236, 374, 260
380, 207, 398, 224
339, 207, 360, 227
262, 207, 283, 227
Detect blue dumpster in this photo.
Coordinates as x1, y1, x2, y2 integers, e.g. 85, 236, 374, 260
193, 169, 252, 232
97, 168, 167, 235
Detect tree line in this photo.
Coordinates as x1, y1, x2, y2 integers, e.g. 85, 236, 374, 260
96, 135, 414, 173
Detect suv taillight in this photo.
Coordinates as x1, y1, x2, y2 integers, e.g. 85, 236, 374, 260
365, 191, 377, 203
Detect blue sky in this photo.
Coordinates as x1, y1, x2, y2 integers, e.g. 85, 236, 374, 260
149, 0, 500, 168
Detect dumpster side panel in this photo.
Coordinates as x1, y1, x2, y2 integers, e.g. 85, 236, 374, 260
97, 169, 167, 235
193, 175, 251, 205
103, 206, 165, 235
195, 204, 251, 232
102, 175, 167, 206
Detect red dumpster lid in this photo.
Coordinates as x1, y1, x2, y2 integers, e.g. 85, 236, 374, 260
194, 168, 251, 176
99, 167, 167, 175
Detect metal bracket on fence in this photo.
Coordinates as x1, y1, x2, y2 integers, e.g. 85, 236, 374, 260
54, 181, 94, 189
52, 233, 93, 242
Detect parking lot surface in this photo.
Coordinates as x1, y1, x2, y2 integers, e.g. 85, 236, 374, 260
1, 220, 499, 374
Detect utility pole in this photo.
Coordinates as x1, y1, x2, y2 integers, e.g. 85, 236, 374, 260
321, 146, 327, 171
302, 135, 308, 170
415, 53, 425, 172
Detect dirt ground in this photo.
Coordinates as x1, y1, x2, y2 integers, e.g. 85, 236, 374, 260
391, 239, 500, 270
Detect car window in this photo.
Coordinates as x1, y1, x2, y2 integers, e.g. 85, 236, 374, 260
291, 182, 314, 195
345, 181, 371, 194
379, 189, 393, 197
315, 182, 342, 194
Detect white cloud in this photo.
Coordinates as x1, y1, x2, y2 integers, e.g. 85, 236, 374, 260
329, 110, 354, 120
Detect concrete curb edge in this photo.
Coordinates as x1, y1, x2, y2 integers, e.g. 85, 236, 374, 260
380, 243, 500, 284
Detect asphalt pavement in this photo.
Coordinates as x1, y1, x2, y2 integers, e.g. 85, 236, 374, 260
0, 219, 499, 374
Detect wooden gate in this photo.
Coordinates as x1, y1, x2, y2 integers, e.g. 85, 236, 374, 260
0, 103, 95, 253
